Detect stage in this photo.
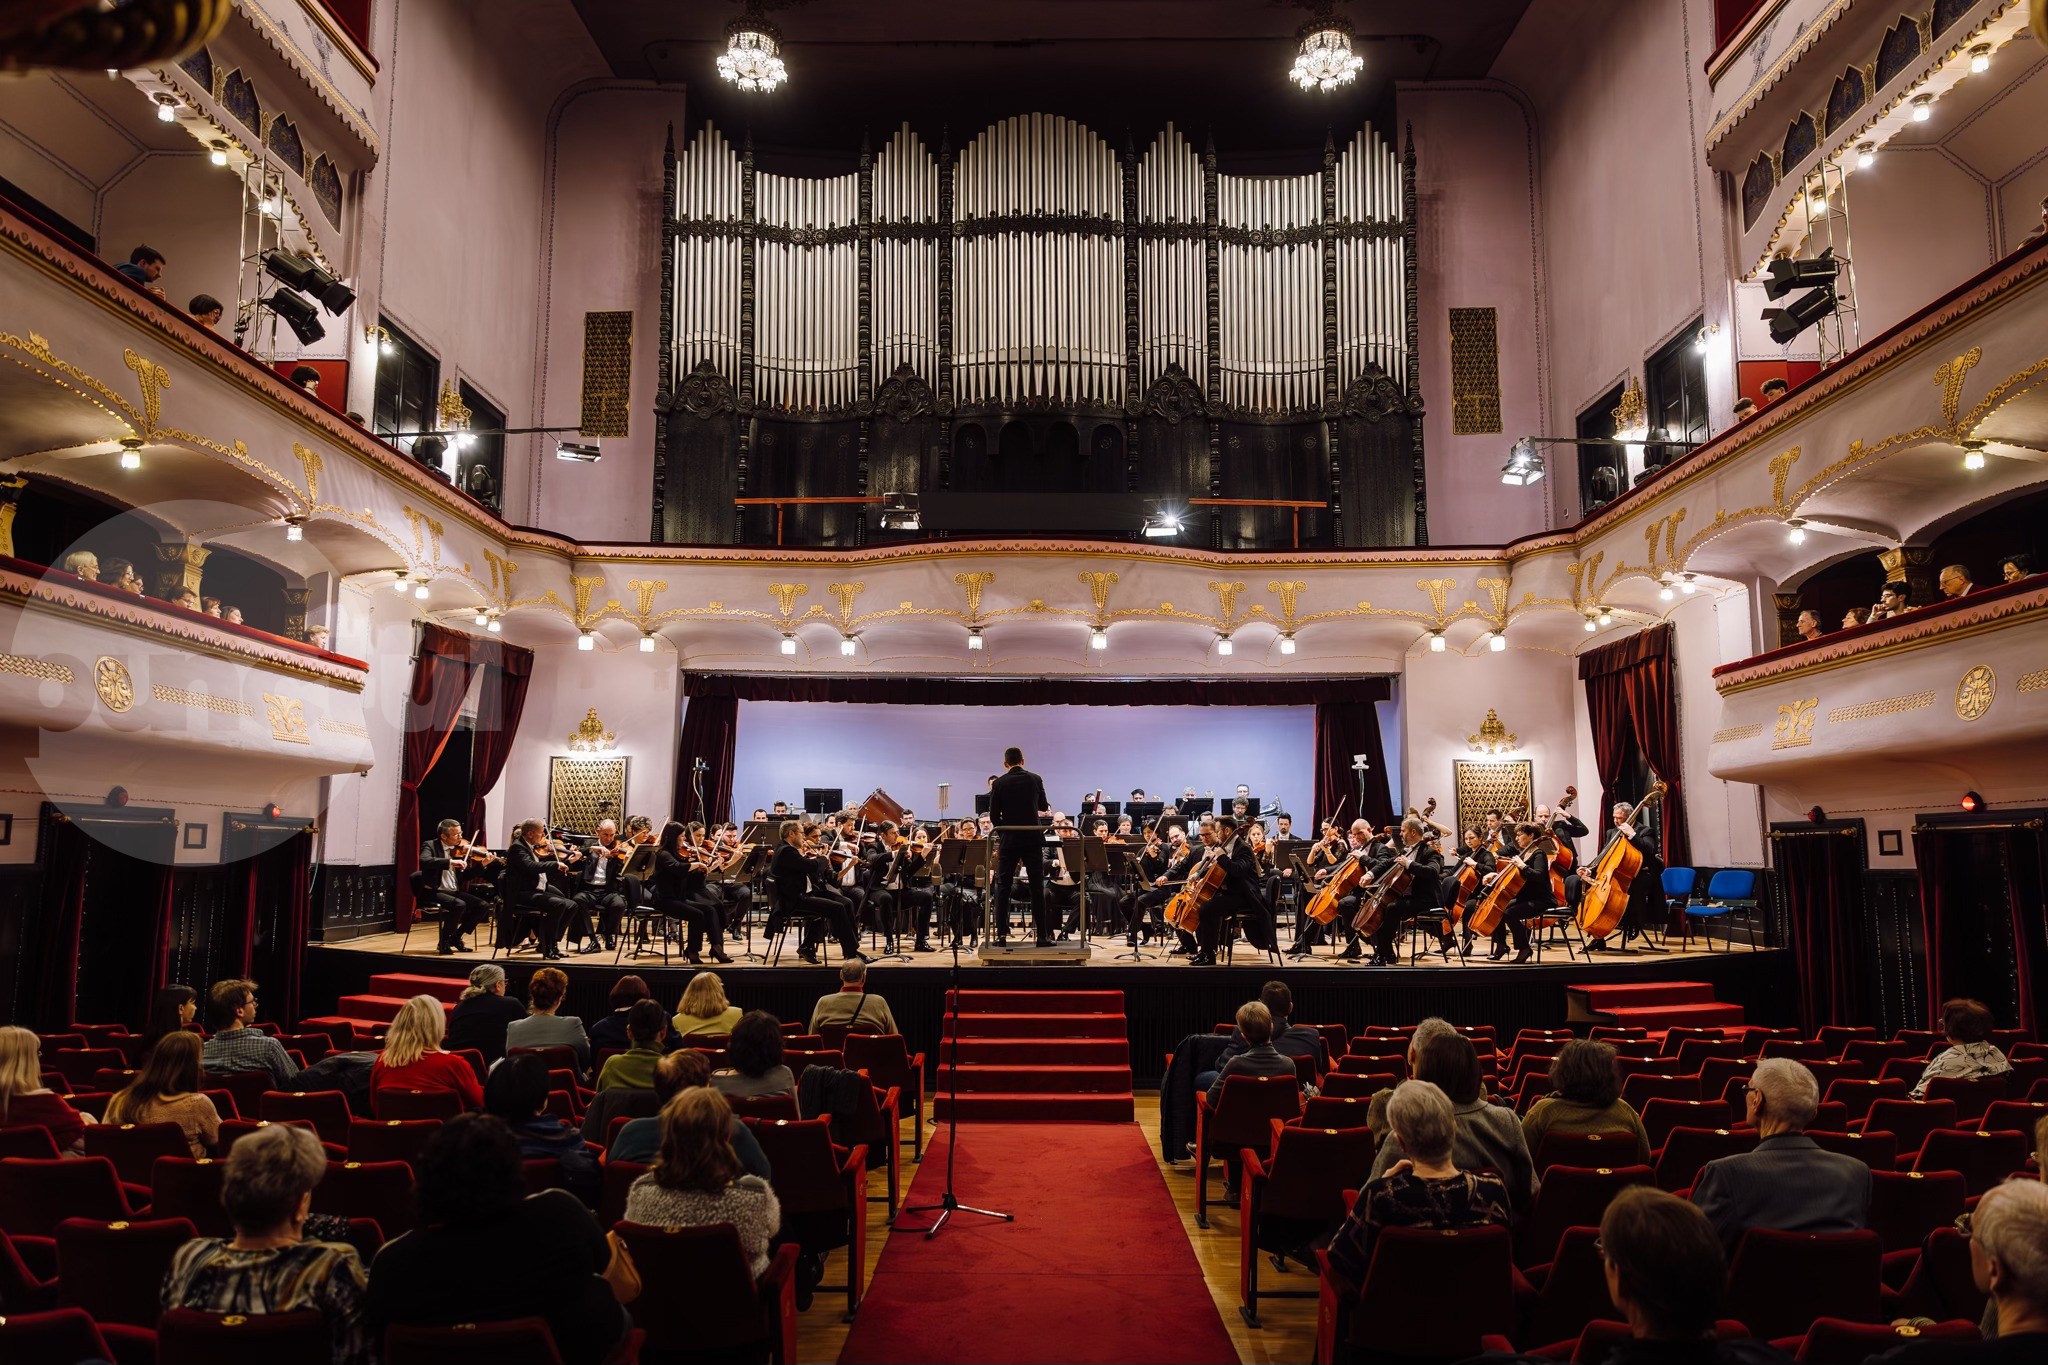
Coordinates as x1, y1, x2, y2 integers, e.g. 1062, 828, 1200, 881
305, 933, 1795, 1086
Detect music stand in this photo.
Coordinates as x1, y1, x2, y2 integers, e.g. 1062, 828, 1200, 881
722, 843, 773, 963
1105, 842, 1151, 962
937, 838, 988, 947
804, 787, 843, 816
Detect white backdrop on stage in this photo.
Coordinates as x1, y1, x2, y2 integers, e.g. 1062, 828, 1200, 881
726, 700, 1316, 823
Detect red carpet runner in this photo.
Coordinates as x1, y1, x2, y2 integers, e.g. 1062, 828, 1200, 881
836, 1122, 1239, 1365
933, 989, 1136, 1122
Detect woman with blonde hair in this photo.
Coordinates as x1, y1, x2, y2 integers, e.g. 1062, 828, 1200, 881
622, 1087, 781, 1274
0, 1025, 95, 1154
106, 1030, 220, 1156
671, 970, 742, 1038
370, 995, 481, 1116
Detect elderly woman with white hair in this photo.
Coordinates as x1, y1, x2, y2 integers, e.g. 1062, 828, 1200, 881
1689, 1056, 1870, 1253
370, 994, 482, 1116
446, 960, 528, 1063
1323, 1079, 1512, 1289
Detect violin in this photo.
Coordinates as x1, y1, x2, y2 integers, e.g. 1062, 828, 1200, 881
449, 829, 497, 866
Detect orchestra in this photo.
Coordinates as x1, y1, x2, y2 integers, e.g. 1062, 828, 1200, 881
414, 742, 1668, 970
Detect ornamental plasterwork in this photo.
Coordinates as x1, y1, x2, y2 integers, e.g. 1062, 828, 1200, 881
1826, 691, 1936, 724
93, 656, 134, 712
1954, 665, 1996, 721
1771, 697, 1817, 749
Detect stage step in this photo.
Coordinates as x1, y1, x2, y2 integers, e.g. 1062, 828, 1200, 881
945, 989, 1128, 1015
931, 1091, 1137, 1123
366, 972, 470, 1005
941, 1012, 1129, 1039
936, 1063, 1134, 1094
1607, 1001, 1747, 1031
1572, 981, 1718, 1010
943, 1037, 1132, 1067
333, 993, 456, 1024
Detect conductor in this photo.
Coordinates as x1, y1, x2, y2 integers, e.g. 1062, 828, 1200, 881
988, 745, 1053, 946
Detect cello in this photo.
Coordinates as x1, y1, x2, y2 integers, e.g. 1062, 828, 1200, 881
1349, 830, 1429, 937
1164, 842, 1227, 933
1544, 785, 1579, 904
1574, 781, 1667, 940
1466, 825, 1557, 938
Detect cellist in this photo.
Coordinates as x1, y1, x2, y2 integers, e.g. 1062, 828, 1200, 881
1434, 826, 1496, 955
1188, 813, 1275, 967
1577, 802, 1664, 952
1124, 823, 1194, 947
1360, 814, 1444, 966
1485, 821, 1554, 964
1295, 819, 1372, 959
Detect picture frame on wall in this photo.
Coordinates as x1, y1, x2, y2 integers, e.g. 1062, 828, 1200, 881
182, 822, 208, 850
548, 756, 629, 835
1877, 830, 1903, 857
0, 812, 11, 846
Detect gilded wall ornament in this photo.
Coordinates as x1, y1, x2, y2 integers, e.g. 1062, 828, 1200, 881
262, 693, 310, 744
1955, 665, 1995, 721
1772, 696, 1817, 749
567, 707, 617, 753
93, 656, 134, 712
1468, 709, 1519, 754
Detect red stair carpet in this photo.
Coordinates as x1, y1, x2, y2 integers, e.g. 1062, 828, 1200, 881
1568, 980, 1745, 1034
302, 971, 465, 1044
836, 1122, 1238, 1365
934, 990, 1135, 1122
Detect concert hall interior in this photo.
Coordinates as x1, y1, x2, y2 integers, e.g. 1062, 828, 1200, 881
4, 1, 2048, 1362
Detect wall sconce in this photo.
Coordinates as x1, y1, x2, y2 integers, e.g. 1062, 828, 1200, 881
566, 707, 616, 753
1468, 709, 1519, 754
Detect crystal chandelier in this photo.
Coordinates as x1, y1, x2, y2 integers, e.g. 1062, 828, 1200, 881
718, 6, 788, 93
1290, 13, 1364, 92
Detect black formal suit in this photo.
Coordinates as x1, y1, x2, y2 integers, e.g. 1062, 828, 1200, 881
574, 838, 632, 945
867, 841, 935, 948
505, 839, 582, 956
1361, 839, 1444, 963
1571, 824, 1664, 946
1194, 837, 1275, 958
653, 848, 724, 957
414, 838, 492, 951
770, 841, 859, 958
987, 765, 1052, 940
1129, 842, 1197, 940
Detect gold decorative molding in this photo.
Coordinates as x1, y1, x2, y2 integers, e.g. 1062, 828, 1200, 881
1772, 697, 1817, 749
626, 579, 666, 621
2019, 668, 2048, 693
1268, 579, 1305, 628
1079, 570, 1119, 619
569, 575, 604, 624
93, 655, 133, 712
1935, 348, 1982, 427
0, 651, 73, 684
768, 583, 808, 619
436, 380, 471, 435
1827, 691, 1936, 724
291, 443, 323, 507
318, 717, 368, 739
954, 571, 995, 620
1713, 722, 1765, 744
1208, 579, 1247, 623
1416, 577, 1454, 621
261, 693, 309, 744
827, 581, 865, 624
1468, 708, 1519, 754
566, 706, 616, 753
151, 684, 253, 717
1611, 376, 1647, 439
1955, 665, 1996, 721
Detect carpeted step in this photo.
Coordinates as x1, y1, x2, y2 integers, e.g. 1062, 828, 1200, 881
936, 1063, 1135, 1094
366, 972, 470, 1005
930, 1091, 1136, 1122
1606, 1002, 1746, 1030
946, 989, 1126, 1015
334, 993, 455, 1024
1572, 981, 1717, 1010
941, 1011, 1129, 1039
943, 1037, 1132, 1066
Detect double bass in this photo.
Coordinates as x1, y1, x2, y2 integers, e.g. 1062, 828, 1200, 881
1544, 786, 1579, 904
1574, 781, 1668, 940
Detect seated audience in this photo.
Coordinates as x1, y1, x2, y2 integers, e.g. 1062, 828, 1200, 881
1214, 980, 1324, 1075
105, 1030, 220, 1157
504, 965, 591, 1073
608, 1049, 770, 1178
1914, 996, 2013, 1099
61, 549, 99, 581
366, 1114, 628, 1365
188, 292, 224, 329
1594, 1186, 1786, 1365
1324, 1080, 1512, 1287
370, 995, 482, 1115
1205, 1000, 1305, 1108
159, 1122, 371, 1365
596, 999, 671, 1091
1690, 1057, 1870, 1252
0, 1025, 94, 1153
1364, 1016, 1458, 1135
291, 364, 322, 393
1794, 609, 1823, 642
139, 982, 200, 1057
1841, 608, 1866, 629
1886, 1179, 2048, 1361
1873, 583, 1912, 621
114, 243, 166, 295
622, 1087, 782, 1276
446, 962, 527, 1063
2000, 553, 2035, 584
1759, 376, 1788, 406
590, 974, 674, 1054
1369, 1030, 1538, 1217
201, 978, 302, 1088
1940, 563, 1977, 600
225, 604, 244, 624
672, 969, 744, 1038
1521, 1037, 1651, 1166
482, 1052, 599, 1206
808, 959, 898, 1036
202, 595, 223, 616
104, 557, 143, 593
710, 1010, 797, 1100
166, 585, 200, 610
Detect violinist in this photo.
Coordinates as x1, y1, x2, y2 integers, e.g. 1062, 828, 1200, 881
704, 823, 756, 941
1246, 822, 1283, 912
505, 818, 585, 961
418, 818, 496, 955
1293, 819, 1366, 958
768, 819, 866, 965
572, 818, 630, 954
1188, 813, 1274, 967
1115, 813, 1135, 839
646, 821, 723, 964
868, 821, 936, 954
1435, 826, 1496, 954
1578, 802, 1664, 952
1361, 815, 1445, 966
1125, 823, 1195, 946
1485, 822, 1553, 964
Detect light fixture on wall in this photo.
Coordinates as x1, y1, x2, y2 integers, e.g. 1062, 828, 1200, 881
413, 576, 430, 601
1279, 633, 1296, 655
1692, 324, 1717, 354
1468, 708, 1519, 755
391, 573, 411, 594
1583, 614, 1599, 633
1681, 573, 1698, 595
283, 515, 305, 542
638, 632, 657, 654
152, 92, 179, 122
839, 635, 857, 657
1910, 93, 1932, 122
1487, 630, 1507, 653
367, 324, 396, 357
878, 493, 920, 531
1427, 629, 1446, 653
1969, 44, 1992, 74
1090, 626, 1108, 650
1961, 438, 1987, 472
718, 2, 789, 92
566, 707, 617, 754
117, 436, 143, 470
1288, 2, 1364, 92
1500, 437, 1545, 486
780, 632, 797, 655
1856, 142, 1877, 169
1216, 634, 1234, 657
577, 629, 595, 651
487, 616, 502, 634
208, 139, 229, 167
1658, 576, 1675, 602
1959, 790, 1986, 813
473, 608, 491, 627
1596, 606, 1614, 626
967, 627, 984, 651
1786, 517, 1807, 546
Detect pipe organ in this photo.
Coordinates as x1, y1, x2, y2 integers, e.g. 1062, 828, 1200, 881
655, 115, 1422, 549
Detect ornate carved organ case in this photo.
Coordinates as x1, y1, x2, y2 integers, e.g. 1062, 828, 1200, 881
653, 116, 1422, 549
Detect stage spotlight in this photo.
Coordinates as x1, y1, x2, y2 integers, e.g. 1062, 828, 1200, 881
1761, 249, 1842, 346
1501, 437, 1544, 486
1488, 630, 1507, 653
1427, 630, 1446, 653
967, 627, 984, 651
1960, 790, 1986, 813
260, 248, 356, 316
263, 289, 325, 345
1142, 512, 1183, 538
1090, 627, 1108, 650
839, 635, 857, 657
556, 441, 602, 463
577, 630, 594, 651
780, 633, 797, 655
639, 633, 656, 653
1279, 633, 1296, 655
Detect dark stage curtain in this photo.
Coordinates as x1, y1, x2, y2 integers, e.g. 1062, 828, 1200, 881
1577, 625, 1691, 869
35, 804, 176, 1030
34, 808, 92, 1031
465, 641, 536, 842
1775, 826, 1869, 1035
392, 623, 482, 930
683, 674, 1390, 708
262, 831, 316, 1027
676, 693, 739, 825
1914, 823, 2046, 1035
1313, 700, 1394, 831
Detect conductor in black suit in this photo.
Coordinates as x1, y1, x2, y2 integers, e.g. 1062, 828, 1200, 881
988, 746, 1053, 946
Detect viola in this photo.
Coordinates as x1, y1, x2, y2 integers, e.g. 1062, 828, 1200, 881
1575, 781, 1668, 940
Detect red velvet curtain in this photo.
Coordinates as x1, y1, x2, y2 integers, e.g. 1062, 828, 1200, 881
1577, 625, 1691, 869
1313, 700, 1394, 831
465, 641, 535, 842
34, 808, 93, 1031
1776, 826, 1869, 1034
36, 804, 175, 1030
271, 831, 315, 1028
676, 693, 739, 825
392, 623, 482, 930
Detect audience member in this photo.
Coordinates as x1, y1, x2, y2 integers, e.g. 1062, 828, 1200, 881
596, 999, 670, 1091
139, 982, 200, 1057
160, 1122, 371, 1365
1219, 980, 1324, 1070
1368, 1029, 1538, 1216
115, 243, 166, 296
0, 1025, 93, 1153
711, 1010, 797, 1100
202, 596, 223, 616
370, 995, 482, 1115
1594, 1186, 1787, 1365
1204, 1001, 1304, 1109
1794, 609, 1823, 642
1877, 1180, 2048, 1363
1940, 563, 1977, 600
61, 550, 99, 581
589, 975, 668, 1054
446, 962, 526, 1063
308, 625, 333, 651
366, 1114, 628, 1365
1324, 1080, 1512, 1288
104, 1030, 220, 1157
608, 1049, 770, 1177
622, 1087, 782, 1275
201, 978, 302, 1088
504, 965, 591, 1073
2027, 196, 2048, 245
482, 1052, 599, 1206
1731, 395, 1756, 421
1521, 1038, 1651, 1166
808, 959, 898, 1036
1364, 1017, 1459, 1135
1842, 607, 1866, 629
166, 585, 199, 610
290, 364, 321, 393
1690, 1057, 1870, 1252
1759, 376, 1789, 406
224, 604, 244, 624
1913, 997, 2011, 1099
672, 970, 743, 1038
188, 293, 224, 329
104, 557, 143, 593
1874, 583, 1911, 620
2000, 553, 2036, 584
